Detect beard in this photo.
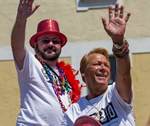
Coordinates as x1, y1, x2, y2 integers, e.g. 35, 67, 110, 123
35, 43, 61, 61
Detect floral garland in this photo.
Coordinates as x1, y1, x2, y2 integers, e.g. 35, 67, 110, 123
58, 61, 82, 103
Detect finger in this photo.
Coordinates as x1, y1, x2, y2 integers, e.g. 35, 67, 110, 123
30, 0, 34, 4
19, 0, 23, 7
21, 0, 25, 4
18, 0, 24, 11
109, 5, 113, 20
124, 12, 131, 22
25, 0, 31, 4
28, 0, 34, 6
119, 5, 124, 18
20, 0, 24, 4
115, 2, 119, 17
101, 17, 107, 29
32, 4, 40, 14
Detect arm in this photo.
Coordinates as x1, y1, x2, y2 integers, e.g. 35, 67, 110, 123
11, 0, 40, 70
101, 3, 132, 103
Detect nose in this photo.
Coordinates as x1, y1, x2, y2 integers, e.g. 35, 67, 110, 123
100, 64, 105, 69
99, 64, 106, 73
47, 40, 54, 46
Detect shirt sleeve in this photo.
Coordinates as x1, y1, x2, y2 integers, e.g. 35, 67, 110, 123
15, 50, 35, 80
111, 82, 133, 110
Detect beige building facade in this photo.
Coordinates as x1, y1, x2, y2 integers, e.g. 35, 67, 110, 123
0, 0, 150, 125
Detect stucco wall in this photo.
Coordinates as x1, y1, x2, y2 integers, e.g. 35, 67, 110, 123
132, 53, 150, 126
1, 0, 150, 46
1, 53, 150, 126
0, 0, 150, 126
0, 61, 19, 126
0, 57, 71, 126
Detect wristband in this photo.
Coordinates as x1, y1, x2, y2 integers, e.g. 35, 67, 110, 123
113, 39, 125, 49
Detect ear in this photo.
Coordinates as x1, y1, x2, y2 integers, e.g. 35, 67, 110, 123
80, 68, 85, 78
33, 41, 37, 49
80, 68, 86, 83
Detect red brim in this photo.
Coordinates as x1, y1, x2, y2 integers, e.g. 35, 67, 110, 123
29, 31, 67, 48
74, 116, 102, 126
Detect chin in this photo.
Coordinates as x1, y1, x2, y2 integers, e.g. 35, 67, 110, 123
96, 79, 108, 85
99, 83, 108, 86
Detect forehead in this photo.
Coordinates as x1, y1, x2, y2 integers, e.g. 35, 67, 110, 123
38, 33, 61, 39
88, 53, 108, 63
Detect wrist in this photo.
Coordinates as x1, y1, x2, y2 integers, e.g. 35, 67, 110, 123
112, 37, 124, 46
16, 15, 27, 23
113, 38, 126, 50
112, 39, 129, 60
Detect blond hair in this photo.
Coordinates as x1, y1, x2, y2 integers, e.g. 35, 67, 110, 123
80, 47, 110, 82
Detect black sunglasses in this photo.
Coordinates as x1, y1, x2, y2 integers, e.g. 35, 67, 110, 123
38, 38, 61, 44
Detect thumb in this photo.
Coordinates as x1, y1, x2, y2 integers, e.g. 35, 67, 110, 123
32, 4, 40, 14
101, 17, 107, 28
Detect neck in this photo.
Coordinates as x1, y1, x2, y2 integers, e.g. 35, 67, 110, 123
35, 55, 58, 67
86, 87, 108, 100
43, 60, 57, 67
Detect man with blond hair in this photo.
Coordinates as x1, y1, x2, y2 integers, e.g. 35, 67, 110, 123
61, 2, 135, 126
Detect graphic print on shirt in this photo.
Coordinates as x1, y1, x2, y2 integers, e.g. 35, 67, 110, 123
42, 68, 49, 80
41, 68, 60, 86
89, 102, 118, 125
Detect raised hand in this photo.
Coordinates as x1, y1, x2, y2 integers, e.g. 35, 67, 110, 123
17, 0, 40, 20
101, 3, 131, 44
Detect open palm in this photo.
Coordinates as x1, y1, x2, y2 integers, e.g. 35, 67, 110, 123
17, 0, 40, 19
102, 3, 131, 42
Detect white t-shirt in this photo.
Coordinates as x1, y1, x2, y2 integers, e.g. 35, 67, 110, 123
61, 83, 135, 126
15, 50, 70, 126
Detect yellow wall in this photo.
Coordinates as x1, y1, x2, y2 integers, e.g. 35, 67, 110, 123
1, 0, 150, 47
0, 61, 19, 126
1, 0, 150, 125
0, 57, 71, 126
131, 53, 150, 126
0, 54, 150, 126
58, 57, 71, 64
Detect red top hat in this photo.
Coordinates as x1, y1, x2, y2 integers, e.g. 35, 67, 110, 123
74, 116, 102, 126
30, 19, 67, 48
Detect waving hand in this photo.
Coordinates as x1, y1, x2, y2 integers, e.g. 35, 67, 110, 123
101, 3, 131, 44
17, 0, 40, 19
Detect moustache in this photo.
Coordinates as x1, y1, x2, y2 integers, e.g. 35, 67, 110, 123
44, 47, 56, 52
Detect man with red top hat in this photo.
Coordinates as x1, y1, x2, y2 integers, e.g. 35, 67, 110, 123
11, 0, 81, 126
